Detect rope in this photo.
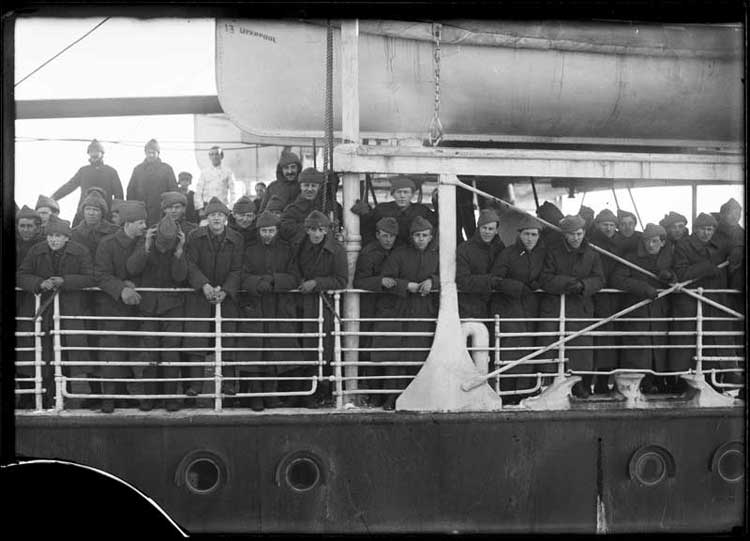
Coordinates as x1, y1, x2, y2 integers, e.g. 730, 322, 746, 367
322, 20, 335, 222
428, 23, 444, 146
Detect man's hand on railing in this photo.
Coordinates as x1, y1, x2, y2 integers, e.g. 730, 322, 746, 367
39, 279, 57, 291
214, 287, 227, 304
490, 276, 503, 290
120, 287, 141, 305
657, 269, 677, 283
563, 279, 584, 295
418, 279, 433, 296
202, 283, 217, 302
299, 280, 317, 294
381, 277, 397, 289
643, 284, 659, 300
407, 282, 420, 294
257, 280, 272, 294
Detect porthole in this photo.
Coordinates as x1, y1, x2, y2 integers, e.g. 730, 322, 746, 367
175, 450, 227, 496
275, 451, 326, 493
711, 442, 744, 483
629, 445, 675, 487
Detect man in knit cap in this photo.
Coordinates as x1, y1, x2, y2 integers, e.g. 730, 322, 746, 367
16, 205, 42, 269
94, 201, 148, 412
611, 223, 676, 393
34, 195, 60, 232
536, 200, 564, 246
291, 210, 347, 407
659, 211, 689, 257
586, 208, 624, 393
183, 196, 244, 402
228, 195, 257, 245
373, 216, 439, 410
18, 215, 95, 409
578, 205, 596, 235
125, 215, 188, 411
279, 167, 342, 243
353, 175, 437, 248
353, 216, 400, 406
177, 171, 200, 224
490, 214, 547, 402
71, 189, 118, 258
539, 214, 605, 399
52, 139, 124, 227
239, 210, 301, 410
259, 150, 303, 213
671, 212, 740, 389
195, 146, 236, 213
713, 198, 744, 358
265, 194, 287, 217
126, 139, 178, 226
161, 190, 197, 237
456, 209, 505, 320
617, 209, 641, 254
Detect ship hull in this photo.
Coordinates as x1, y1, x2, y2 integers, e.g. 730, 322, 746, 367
16, 406, 744, 534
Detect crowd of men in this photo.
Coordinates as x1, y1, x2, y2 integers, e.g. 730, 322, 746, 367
15, 139, 746, 412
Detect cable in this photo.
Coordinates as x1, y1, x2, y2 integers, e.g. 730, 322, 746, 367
15, 18, 111, 87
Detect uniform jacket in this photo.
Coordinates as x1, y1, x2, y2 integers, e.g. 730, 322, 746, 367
279, 194, 343, 244
185, 226, 244, 302
455, 232, 505, 318
125, 238, 188, 315
258, 155, 303, 213
94, 229, 142, 303
71, 220, 119, 259
353, 240, 398, 317
126, 158, 178, 225
362, 201, 437, 247
16, 233, 41, 270
52, 161, 123, 225
381, 238, 440, 318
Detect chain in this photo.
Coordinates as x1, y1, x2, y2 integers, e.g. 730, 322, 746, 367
428, 23, 444, 147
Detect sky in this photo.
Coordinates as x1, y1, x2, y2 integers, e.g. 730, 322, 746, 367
11, 17, 744, 226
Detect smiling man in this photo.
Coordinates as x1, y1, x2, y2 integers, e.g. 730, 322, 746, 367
258, 150, 303, 213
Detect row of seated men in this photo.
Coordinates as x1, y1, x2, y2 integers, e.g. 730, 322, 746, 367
15, 170, 745, 411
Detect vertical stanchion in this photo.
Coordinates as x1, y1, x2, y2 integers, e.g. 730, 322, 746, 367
557, 293, 566, 378
695, 288, 704, 378
318, 294, 325, 396
333, 292, 344, 409
52, 292, 63, 412
214, 302, 223, 412
494, 313, 501, 393
33, 294, 43, 410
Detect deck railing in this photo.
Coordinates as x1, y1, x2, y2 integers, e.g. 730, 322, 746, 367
14, 286, 745, 411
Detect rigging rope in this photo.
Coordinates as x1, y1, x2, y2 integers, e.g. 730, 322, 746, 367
322, 20, 335, 223
427, 23, 444, 146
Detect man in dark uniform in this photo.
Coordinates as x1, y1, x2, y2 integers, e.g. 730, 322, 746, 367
16, 205, 42, 269
265, 194, 287, 217
280, 168, 338, 243
52, 139, 123, 227
94, 201, 148, 413
659, 211, 689, 258
228, 195, 257, 245
537, 200, 564, 246
539, 214, 605, 399
258, 151, 302, 213
353, 216, 399, 405
353, 176, 437, 247
71, 189, 118, 258
35, 195, 60, 234
177, 172, 199, 224
617, 209, 641, 254
126, 139, 178, 226
161, 191, 197, 238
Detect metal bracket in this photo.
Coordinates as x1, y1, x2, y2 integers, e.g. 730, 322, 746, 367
612, 372, 646, 408
682, 374, 736, 407
520, 375, 580, 410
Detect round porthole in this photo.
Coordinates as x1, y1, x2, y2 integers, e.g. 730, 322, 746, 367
275, 451, 326, 493
711, 442, 744, 483
629, 445, 675, 487
175, 450, 227, 496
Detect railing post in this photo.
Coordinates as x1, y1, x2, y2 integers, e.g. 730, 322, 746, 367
333, 292, 344, 409
33, 294, 43, 410
557, 293, 566, 378
52, 292, 63, 412
695, 288, 703, 378
494, 313, 501, 393
214, 302, 222, 412
318, 294, 325, 395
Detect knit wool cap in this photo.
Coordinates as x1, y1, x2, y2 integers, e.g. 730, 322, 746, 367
536, 201, 564, 226
144, 139, 160, 153
80, 190, 108, 215
517, 214, 542, 231
578, 205, 595, 224
304, 210, 330, 229
659, 211, 688, 228
298, 168, 325, 185
35, 195, 59, 213
390, 175, 417, 192
477, 209, 500, 228
120, 201, 147, 223
110, 199, 125, 214
720, 197, 742, 216
694, 212, 718, 228
45, 215, 72, 237
87, 139, 104, 154
265, 195, 286, 213
256, 211, 281, 229
410, 215, 433, 234
559, 214, 586, 233
16, 205, 41, 224
617, 209, 637, 222
204, 196, 230, 217
278, 151, 301, 167
641, 223, 666, 239
155, 215, 178, 252
232, 195, 255, 214
375, 217, 399, 236
595, 208, 618, 224
160, 191, 187, 209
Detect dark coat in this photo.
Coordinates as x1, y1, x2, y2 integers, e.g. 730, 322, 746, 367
669, 232, 732, 371
279, 194, 343, 244
456, 233, 505, 319
183, 190, 199, 224
296, 234, 348, 363
228, 218, 257, 247
71, 220, 119, 260
539, 237, 605, 371
353, 240, 398, 317
52, 162, 123, 226
240, 234, 302, 374
17, 239, 94, 364
610, 242, 673, 370
16, 233, 41, 270
490, 238, 547, 365
362, 201, 437, 247
183, 226, 244, 358
125, 238, 188, 315
258, 156, 303, 213
714, 221, 745, 293
126, 158, 178, 225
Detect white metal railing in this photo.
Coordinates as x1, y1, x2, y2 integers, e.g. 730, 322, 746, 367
14, 286, 745, 411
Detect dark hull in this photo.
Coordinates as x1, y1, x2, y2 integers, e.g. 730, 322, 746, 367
16, 405, 745, 534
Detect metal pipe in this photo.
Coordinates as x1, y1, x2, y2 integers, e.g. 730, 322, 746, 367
557, 293, 566, 378
333, 292, 344, 408
695, 288, 704, 376
33, 294, 43, 410
626, 187, 644, 230
52, 293, 63, 412
214, 303, 222, 412
494, 313, 501, 393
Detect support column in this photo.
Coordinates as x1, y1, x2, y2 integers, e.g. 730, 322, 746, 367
341, 20, 361, 405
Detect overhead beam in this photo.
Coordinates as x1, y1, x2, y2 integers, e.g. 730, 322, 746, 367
16, 95, 223, 119
334, 144, 743, 183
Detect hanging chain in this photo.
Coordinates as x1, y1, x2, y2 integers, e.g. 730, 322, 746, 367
322, 20, 334, 219
428, 23, 444, 146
